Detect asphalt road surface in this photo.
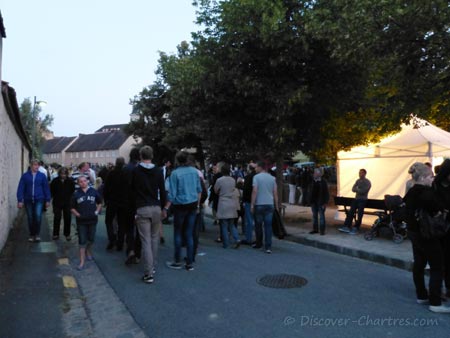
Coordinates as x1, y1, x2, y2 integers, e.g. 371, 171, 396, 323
92, 216, 450, 338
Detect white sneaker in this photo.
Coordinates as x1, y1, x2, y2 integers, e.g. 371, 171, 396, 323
429, 305, 450, 313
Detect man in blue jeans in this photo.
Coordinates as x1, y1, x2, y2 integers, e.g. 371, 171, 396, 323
17, 159, 51, 242
163, 151, 202, 271
251, 161, 278, 254
339, 169, 372, 235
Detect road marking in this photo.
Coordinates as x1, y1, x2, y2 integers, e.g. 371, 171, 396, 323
63, 276, 77, 288
58, 258, 69, 265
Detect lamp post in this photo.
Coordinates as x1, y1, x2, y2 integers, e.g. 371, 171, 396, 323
32, 96, 47, 159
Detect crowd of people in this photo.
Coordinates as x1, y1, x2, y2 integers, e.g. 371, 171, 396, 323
16, 151, 450, 313
16, 147, 283, 283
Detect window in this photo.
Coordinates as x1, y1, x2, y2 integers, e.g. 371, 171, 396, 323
70, 153, 73, 159
83, 152, 86, 158
95, 152, 98, 158
76, 153, 79, 158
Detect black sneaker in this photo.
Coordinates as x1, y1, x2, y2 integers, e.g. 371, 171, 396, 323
160, 237, 165, 244
309, 230, 319, 234
52, 235, 59, 240
185, 264, 194, 271
166, 261, 183, 270
142, 274, 154, 284
106, 242, 115, 251
252, 244, 262, 249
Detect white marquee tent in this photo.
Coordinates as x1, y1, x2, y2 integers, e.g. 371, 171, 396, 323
337, 119, 450, 200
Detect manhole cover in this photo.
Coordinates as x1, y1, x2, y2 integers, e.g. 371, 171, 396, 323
257, 274, 308, 289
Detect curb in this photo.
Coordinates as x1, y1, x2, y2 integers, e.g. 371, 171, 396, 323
204, 212, 413, 271
284, 234, 413, 271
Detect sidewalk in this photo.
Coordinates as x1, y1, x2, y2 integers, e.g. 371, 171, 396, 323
0, 209, 147, 338
204, 203, 413, 271
277, 204, 412, 271
0, 211, 66, 338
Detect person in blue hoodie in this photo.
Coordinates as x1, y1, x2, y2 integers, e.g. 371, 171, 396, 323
17, 159, 51, 242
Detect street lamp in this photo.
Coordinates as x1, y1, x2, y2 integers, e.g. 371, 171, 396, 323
32, 96, 47, 159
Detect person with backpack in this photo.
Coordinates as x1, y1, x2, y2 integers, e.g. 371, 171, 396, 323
403, 162, 449, 313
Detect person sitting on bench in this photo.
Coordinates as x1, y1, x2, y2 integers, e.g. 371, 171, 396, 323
338, 169, 372, 235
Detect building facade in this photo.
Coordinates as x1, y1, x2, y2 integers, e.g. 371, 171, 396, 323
0, 14, 32, 251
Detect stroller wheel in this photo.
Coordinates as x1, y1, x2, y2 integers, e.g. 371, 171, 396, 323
392, 233, 404, 244
364, 232, 374, 241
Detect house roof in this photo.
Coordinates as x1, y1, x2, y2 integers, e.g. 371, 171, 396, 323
66, 131, 129, 152
42, 136, 76, 154
95, 124, 127, 133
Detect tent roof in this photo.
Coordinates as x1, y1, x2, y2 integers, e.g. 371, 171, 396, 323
338, 119, 450, 160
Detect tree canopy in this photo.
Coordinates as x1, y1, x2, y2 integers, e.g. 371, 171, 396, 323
127, 0, 450, 164
19, 98, 54, 159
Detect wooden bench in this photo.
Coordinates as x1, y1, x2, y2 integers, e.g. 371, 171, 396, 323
333, 196, 386, 223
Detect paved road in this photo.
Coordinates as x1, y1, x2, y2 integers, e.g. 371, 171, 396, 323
89, 216, 450, 338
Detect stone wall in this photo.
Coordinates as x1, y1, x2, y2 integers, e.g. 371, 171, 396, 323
0, 87, 30, 252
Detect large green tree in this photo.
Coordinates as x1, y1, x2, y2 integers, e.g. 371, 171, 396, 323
129, 0, 450, 165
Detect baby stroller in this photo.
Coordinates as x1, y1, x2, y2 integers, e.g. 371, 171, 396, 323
364, 195, 407, 244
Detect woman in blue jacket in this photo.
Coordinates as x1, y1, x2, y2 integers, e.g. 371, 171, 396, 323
16, 159, 51, 242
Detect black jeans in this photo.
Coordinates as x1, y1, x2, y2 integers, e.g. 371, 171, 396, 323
53, 205, 72, 237
441, 233, 450, 290
344, 198, 367, 229
105, 203, 127, 246
124, 207, 141, 258
409, 231, 443, 306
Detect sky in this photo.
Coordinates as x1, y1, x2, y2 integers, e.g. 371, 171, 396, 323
1, 0, 199, 137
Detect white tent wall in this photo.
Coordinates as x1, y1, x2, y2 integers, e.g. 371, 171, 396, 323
337, 156, 431, 200
336, 119, 450, 200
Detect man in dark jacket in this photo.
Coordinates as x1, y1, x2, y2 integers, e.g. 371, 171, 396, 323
103, 157, 127, 251
131, 146, 166, 283
123, 148, 141, 265
308, 168, 329, 235
50, 167, 75, 241
242, 163, 256, 244
17, 159, 51, 242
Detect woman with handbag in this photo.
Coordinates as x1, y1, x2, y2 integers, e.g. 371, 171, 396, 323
403, 162, 449, 313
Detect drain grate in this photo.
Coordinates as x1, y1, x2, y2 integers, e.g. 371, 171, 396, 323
257, 274, 308, 289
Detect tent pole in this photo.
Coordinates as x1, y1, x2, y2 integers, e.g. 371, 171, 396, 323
427, 141, 432, 162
